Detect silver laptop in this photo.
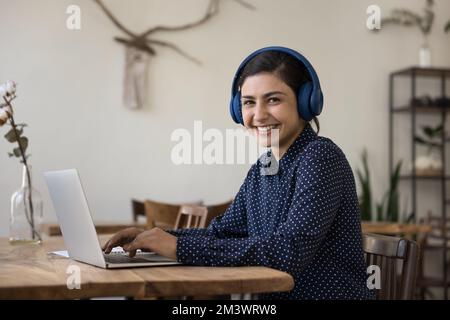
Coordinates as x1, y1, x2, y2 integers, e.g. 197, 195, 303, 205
44, 169, 180, 269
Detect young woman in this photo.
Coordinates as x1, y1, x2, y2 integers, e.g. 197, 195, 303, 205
103, 47, 374, 300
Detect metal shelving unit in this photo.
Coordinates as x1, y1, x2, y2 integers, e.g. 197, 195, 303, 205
389, 67, 450, 299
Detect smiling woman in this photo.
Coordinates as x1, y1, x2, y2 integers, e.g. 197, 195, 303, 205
104, 47, 375, 300
240, 73, 305, 160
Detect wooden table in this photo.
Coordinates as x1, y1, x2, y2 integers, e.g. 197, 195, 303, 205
0, 236, 294, 299
361, 222, 432, 236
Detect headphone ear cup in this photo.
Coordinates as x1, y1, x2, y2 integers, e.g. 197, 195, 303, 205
230, 92, 243, 124
310, 88, 324, 116
297, 82, 313, 121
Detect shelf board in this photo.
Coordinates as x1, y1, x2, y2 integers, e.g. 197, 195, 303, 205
392, 105, 450, 113
391, 67, 450, 78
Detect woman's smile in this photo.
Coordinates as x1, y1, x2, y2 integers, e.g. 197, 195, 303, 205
253, 124, 281, 136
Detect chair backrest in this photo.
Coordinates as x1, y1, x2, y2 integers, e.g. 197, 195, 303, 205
144, 199, 203, 229
363, 233, 419, 300
174, 205, 208, 229
205, 199, 233, 226
131, 199, 146, 223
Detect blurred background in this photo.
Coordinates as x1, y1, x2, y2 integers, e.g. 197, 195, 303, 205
1, 0, 450, 299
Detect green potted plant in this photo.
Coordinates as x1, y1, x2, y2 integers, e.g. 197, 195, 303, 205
356, 149, 405, 222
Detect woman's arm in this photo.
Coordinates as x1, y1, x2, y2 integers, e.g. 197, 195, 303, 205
176, 144, 344, 274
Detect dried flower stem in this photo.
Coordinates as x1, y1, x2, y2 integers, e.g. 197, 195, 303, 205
2, 97, 41, 241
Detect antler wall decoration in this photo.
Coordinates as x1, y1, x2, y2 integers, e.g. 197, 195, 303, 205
93, 0, 255, 109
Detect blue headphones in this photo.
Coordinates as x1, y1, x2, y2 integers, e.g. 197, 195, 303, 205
229, 46, 324, 125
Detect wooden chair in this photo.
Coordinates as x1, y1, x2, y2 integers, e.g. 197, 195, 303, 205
416, 212, 450, 299
363, 233, 419, 300
205, 199, 233, 226
131, 199, 146, 223
144, 199, 203, 229
174, 205, 208, 229
173, 205, 231, 300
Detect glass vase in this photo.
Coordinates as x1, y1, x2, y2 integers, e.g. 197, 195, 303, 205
419, 41, 431, 68
9, 165, 43, 245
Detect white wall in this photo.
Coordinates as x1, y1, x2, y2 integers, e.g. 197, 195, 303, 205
1, 0, 450, 237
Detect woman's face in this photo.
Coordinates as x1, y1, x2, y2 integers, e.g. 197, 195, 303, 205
241, 72, 304, 153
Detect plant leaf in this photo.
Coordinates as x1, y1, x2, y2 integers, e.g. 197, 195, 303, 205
405, 212, 415, 223
356, 149, 372, 221
432, 124, 443, 135
424, 126, 434, 137
4, 128, 22, 143
376, 203, 384, 222
18, 137, 28, 154
385, 161, 402, 222
423, 124, 443, 137
414, 136, 427, 145
13, 147, 21, 157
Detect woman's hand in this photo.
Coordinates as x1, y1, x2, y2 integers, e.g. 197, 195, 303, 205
102, 227, 144, 254
122, 228, 178, 260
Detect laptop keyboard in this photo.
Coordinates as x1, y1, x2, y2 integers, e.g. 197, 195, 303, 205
104, 252, 175, 264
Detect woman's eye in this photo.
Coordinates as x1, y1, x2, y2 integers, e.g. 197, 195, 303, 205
242, 100, 254, 106
268, 97, 280, 104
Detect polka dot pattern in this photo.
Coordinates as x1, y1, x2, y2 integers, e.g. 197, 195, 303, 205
169, 124, 375, 300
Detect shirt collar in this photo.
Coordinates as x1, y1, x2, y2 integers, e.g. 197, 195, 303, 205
258, 123, 317, 176
279, 123, 317, 167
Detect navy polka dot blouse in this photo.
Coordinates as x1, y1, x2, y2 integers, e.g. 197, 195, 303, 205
169, 124, 375, 300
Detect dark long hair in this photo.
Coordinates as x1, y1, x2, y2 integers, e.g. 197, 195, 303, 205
236, 50, 320, 134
